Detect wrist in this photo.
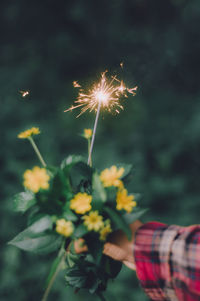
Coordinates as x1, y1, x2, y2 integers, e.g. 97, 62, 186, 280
125, 220, 143, 265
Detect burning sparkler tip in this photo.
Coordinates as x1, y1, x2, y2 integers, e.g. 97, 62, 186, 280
65, 69, 137, 117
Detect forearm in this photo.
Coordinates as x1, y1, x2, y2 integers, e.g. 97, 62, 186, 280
134, 222, 200, 301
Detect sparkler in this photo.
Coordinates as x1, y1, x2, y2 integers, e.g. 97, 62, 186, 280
65, 71, 137, 166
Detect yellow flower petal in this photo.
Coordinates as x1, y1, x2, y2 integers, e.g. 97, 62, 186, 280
56, 219, 74, 237
70, 193, 92, 214
100, 165, 124, 188
18, 127, 40, 139
83, 128, 93, 139
82, 211, 104, 232
116, 188, 137, 213
23, 166, 50, 193
99, 222, 112, 241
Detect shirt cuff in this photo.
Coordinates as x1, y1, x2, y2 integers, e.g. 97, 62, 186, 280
134, 222, 168, 300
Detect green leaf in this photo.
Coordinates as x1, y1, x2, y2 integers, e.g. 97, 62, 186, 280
115, 163, 134, 184
92, 173, 106, 210
73, 224, 88, 238
116, 163, 133, 179
85, 234, 103, 264
66, 252, 80, 268
62, 203, 78, 222
104, 256, 122, 278
61, 155, 93, 194
65, 267, 87, 289
46, 165, 58, 177
50, 169, 73, 201
26, 215, 53, 233
123, 208, 148, 224
9, 232, 62, 254
104, 206, 132, 240
60, 155, 84, 169
132, 193, 142, 202
105, 187, 118, 203
27, 210, 48, 227
69, 162, 93, 192
13, 191, 36, 213
8, 216, 62, 253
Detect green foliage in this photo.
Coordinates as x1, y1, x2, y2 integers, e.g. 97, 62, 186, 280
8, 153, 146, 299
116, 164, 134, 185
92, 173, 106, 203
65, 254, 122, 296
13, 191, 36, 213
61, 155, 93, 194
62, 203, 78, 222
91, 172, 106, 212
50, 169, 72, 201
85, 233, 103, 264
8, 216, 62, 254
103, 207, 132, 240
73, 224, 88, 238
124, 208, 149, 225
61, 155, 84, 170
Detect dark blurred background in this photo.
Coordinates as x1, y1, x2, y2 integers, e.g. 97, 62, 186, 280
1, 0, 200, 300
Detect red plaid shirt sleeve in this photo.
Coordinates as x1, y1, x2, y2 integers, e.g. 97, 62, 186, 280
134, 222, 200, 301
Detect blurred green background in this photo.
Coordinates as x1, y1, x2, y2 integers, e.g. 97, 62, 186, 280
1, 0, 200, 300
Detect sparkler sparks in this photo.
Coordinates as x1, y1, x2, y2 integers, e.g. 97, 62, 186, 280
65, 71, 137, 117
65, 70, 137, 167
73, 81, 81, 88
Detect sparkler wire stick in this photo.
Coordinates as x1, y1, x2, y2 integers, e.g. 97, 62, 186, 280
87, 100, 101, 166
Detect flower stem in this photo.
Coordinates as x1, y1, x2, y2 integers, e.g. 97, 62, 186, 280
41, 250, 67, 301
87, 101, 101, 167
28, 137, 47, 167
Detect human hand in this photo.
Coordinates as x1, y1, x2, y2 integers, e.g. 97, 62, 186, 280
103, 220, 142, 270
74, 220, 143, 270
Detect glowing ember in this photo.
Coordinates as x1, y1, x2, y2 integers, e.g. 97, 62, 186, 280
19, 90, 29, 98
73, 81, 81, 88
65, 71, 137, 117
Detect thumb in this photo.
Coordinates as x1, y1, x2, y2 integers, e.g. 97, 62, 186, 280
103, 242, 128, 262
123, 260, 136, 270
103, 242, 136, 270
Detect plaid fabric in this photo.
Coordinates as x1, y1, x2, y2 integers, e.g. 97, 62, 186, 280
134, 222, 200, 301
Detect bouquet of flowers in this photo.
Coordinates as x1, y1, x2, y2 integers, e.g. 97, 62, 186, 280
9, 71, 146, 301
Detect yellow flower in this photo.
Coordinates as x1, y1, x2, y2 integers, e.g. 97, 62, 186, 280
116, 188, 137, 213
100, 165, 124, 188
83, 128, 92, 139
99, 222, 112, 241
18, 127, 40, 139
56, 219, 74, 237
82, 211, 104, 232
23, 166, 50, 193
70, 193, 92, 214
